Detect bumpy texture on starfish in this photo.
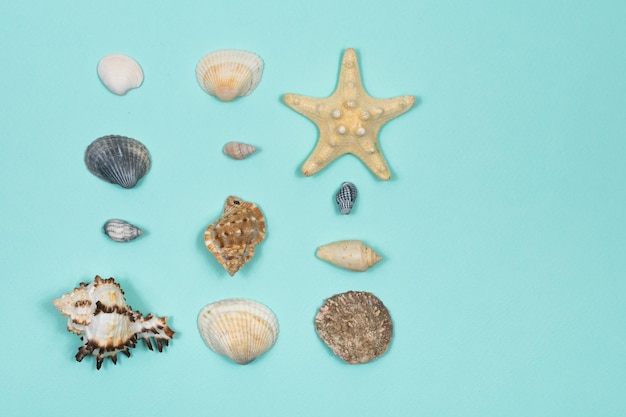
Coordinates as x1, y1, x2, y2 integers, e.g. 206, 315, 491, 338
283, 48, 416, 180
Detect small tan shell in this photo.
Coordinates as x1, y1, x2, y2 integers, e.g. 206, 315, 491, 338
223, 141, 257, 160
198, 298, 279, 365
196, 49, 264, 101
315, 291, 392, 364
316, 240, 382, 272
97, 54, 144, 95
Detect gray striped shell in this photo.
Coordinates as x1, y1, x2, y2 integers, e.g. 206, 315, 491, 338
103, 219, 143, 242
85, 135, 151, 189
335, 182, 358, 214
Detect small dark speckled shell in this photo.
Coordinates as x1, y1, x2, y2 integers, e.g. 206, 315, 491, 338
335, 182, 357, 214
314, 291, 392, 364
85, 135, 151, 189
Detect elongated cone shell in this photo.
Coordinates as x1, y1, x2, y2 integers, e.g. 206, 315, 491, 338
198, 298, 279, 365
97, 54, 144, 95
196, 49, 264, 101
316, 240, 382, 272
223, 141, 257, 160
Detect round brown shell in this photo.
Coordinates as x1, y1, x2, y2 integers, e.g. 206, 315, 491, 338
314, 291, 393, 364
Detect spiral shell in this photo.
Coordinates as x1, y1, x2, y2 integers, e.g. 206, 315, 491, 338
315, 291, 392, 364
198, 298, 279, 364
316, 240, 382, 272
335, 182, 357, 214
223, 141, 257, 160
97, 54, 144, 95
103, 219, 143, 242
84, 135, 151, 189
53, 275, 175, 370
196, 49, 264, 101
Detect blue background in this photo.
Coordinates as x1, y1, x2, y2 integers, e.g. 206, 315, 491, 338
1, 1, 625, 416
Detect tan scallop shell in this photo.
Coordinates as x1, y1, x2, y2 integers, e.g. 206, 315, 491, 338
198, 298, 279, 365
316, 240, 382, 272
97, 54, 144, 95
223, 141, 257, 160
196, 49, 264, 101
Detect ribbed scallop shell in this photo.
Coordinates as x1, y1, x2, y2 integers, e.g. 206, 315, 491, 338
335, 182, 358, 214
196, 49, 264, 101
103, 219, 143, 242
223, 141, 257, 160
85, 135, 151, 189
97, 54, 144, 95
198, 298, 279, 365
315, 291, 392, 364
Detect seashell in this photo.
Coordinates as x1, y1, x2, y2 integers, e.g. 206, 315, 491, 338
196, 49, 264, 101
204, 196, 266, 276
198, 298, 279, 365
223, 141, 257, 160
97, 54, 144, 95
316, 240, 382, 272
315, 291, 393, 364
103, 219, 143, 242
335, 181, 357, 214
53, 275, 175, 370
84, 135, 151, 189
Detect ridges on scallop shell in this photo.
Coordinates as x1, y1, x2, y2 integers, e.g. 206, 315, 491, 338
335, 182, 357, 214
103, 219, 143, 242
97, 54, 144, 95
223, 141, 257, 160
196, 49, 264, 101
198, 298, 279, 365
316, 240, 382, 272
315, 291, 392, 364
85, 135, 151, 189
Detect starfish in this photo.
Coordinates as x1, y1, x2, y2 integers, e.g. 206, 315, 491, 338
283, 48, 416, 180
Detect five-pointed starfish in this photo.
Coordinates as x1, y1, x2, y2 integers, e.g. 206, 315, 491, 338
283, 48, 416, 180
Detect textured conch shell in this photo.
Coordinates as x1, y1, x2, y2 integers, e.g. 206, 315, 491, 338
198, 298, 279, 364
103, 219, 143, 242
53, 275, 174, 370
316, 240, 382, 272
97, 54, 144, 95
335, 182, 358, 214
204, 196, 266, 276
223, 141, 257, 160
196, 49, 264, 101
85, 135, 151, 189
315, 291, 393, 364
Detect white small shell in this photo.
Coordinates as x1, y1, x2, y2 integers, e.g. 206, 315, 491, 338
103, 219, 143, 242
97, 54, 144, 95
196, 49, 264, 101
198, 298, 278, 364
223, 141, 257, 160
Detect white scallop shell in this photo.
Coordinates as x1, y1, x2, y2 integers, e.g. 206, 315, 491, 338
97, 54, 144, 95
196, 49, 264, 101
198, 298, 278, 364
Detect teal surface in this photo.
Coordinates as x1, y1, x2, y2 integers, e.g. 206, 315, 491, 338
1, 1, 625, 416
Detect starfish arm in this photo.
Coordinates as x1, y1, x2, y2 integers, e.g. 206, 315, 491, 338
283, 94, 333, 119
367, 95, 416, 123
301, 133, 351, 176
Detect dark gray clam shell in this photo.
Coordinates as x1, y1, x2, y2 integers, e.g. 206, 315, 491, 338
85, 135, 151, 188
103, 219, 143, 242
335, 182, 358, 214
